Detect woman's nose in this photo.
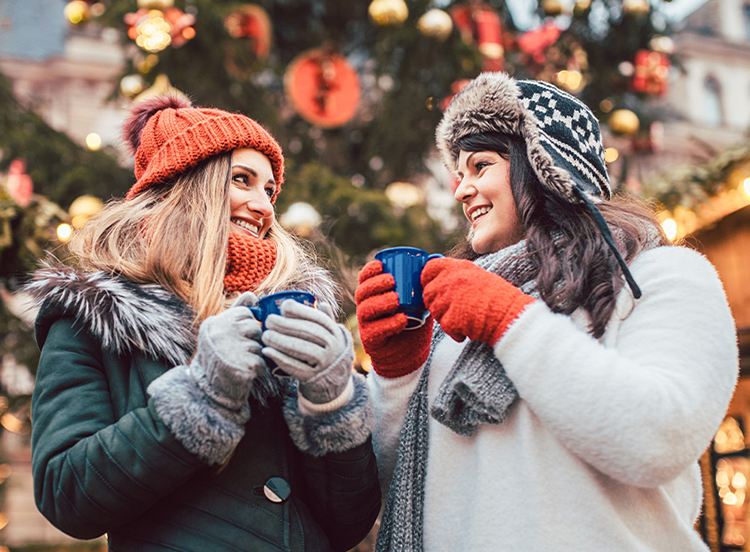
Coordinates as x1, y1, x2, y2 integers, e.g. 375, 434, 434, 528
247, 189, 274, 218
454, 178, 476, 203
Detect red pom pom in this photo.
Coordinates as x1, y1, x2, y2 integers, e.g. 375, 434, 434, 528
122, 94, 192, 155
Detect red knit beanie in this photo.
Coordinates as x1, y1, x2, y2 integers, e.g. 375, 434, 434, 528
122, 95, 284, 202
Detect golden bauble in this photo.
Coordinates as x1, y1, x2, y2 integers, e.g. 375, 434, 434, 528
417, 9, 453, 41
368, 0, 409, 26
385, 181, 424, 209
542, 0, 564, 17
120, 74, 145, 97
64, 1, 90, 25
137, 0, 174, 9
69, 195, 104, 229
623, 0, 650, 16
573, 0, 592, 15
608, 109, 640, 135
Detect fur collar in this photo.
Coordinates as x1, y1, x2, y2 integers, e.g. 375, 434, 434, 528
25, 261, 342, 369
25, 266, 196, 366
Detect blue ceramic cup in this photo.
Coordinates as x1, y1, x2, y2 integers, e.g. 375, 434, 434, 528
375, 247, 443, 330
249, 290, 317, 376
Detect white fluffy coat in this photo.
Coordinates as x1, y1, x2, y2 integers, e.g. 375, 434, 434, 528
369, 246, 738, 551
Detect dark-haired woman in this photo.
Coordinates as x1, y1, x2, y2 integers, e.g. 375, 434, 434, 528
26, 96, 380, 551
356, 72, 738, 551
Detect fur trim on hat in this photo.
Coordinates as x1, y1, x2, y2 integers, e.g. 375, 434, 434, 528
436, 72, 611, 203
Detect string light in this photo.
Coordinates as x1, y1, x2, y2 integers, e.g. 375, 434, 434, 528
85, 133, 102, 150
0, 413, 23, 433
57, 223, 73, 242
125, 7, 195, 53
604, 147, 619, 163
743, 177, 750, 197
661, 218, 677, 240
135, 11, 172, 52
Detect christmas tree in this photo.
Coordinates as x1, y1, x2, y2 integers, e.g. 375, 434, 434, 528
85, 0, 679, 263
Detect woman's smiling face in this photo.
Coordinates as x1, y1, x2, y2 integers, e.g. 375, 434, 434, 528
454, 149, 524, 254
229, 148, 276, 239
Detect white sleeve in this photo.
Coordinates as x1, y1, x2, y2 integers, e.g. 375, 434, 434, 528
367, 368, 424, 494
495, 246, 738, 488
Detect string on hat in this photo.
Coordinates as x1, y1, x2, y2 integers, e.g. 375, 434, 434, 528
572, 185, 642, 299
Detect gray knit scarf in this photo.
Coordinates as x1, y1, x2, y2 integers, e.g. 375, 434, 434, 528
375, 240, 539, 552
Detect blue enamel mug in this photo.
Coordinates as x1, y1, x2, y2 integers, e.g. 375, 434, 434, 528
375, 247, 444, 330
249, 290, 317, 376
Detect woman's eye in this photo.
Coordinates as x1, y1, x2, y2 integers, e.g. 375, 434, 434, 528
265, 187, 275, 198
475, 161, 490, 172
232, 174, 249, 186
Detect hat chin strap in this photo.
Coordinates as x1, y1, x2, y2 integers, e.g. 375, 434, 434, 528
572, 185, 642, 299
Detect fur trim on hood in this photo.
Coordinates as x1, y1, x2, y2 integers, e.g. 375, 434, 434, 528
25, 266, 196, 366
25, 262, 342, 368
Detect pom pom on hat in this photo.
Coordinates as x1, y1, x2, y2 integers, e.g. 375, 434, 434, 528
122, 94, 192, 157
123, 95, 284, 202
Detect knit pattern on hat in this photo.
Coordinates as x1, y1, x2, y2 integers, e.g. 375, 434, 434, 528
223, 233, 278, 294
124, 96, 284, 202
436, 71, 610, 203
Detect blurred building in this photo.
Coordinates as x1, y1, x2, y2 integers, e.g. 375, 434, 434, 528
655, 2, 750, 551
602, 0, 750, 186
663, 0, 750, 165
0, 0, 127, 153
0, 0, 119, 547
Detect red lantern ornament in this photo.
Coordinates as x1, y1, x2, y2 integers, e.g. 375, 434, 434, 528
632, 49, 670, 96
284, 49, 361, 128
517, 21, 562, 65
223, 4, 272, 60
450, 4, 504, 71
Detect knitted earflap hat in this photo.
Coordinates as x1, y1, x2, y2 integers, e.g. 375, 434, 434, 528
436, 71, 641, 297
122, 94, 284, 202
437, 71, 609, 202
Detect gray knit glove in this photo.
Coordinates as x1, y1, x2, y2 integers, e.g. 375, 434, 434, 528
261, 300, 353, 404
191, 291, 267, 411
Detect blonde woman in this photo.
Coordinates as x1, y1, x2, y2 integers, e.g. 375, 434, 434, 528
27, 96, 380, 552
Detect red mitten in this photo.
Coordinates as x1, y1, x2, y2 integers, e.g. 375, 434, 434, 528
421, 257, 536, 346
355, 260, 434, 378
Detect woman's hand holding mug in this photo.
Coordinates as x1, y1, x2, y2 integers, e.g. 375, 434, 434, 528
421, 257, 536, 346
355, 255, 435, 379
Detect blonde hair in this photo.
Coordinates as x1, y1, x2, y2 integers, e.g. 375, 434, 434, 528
68, 153, 329, 326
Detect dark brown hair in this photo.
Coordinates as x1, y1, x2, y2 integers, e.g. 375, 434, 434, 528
450, 132, 669, 338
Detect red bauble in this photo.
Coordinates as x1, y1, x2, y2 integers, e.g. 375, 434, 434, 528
285, 49, 361, 128
632, 49, 670, 96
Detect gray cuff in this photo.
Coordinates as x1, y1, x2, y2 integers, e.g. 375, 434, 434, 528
147, 366, 250, 465
283, 372, 374, 457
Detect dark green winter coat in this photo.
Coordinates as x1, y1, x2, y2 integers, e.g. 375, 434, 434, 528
27, 267, 380, 552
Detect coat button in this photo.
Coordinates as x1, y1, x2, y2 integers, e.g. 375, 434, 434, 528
263, 477, 291, 503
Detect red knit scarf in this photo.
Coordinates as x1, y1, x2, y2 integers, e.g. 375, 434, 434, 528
223, 233, 278, 293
